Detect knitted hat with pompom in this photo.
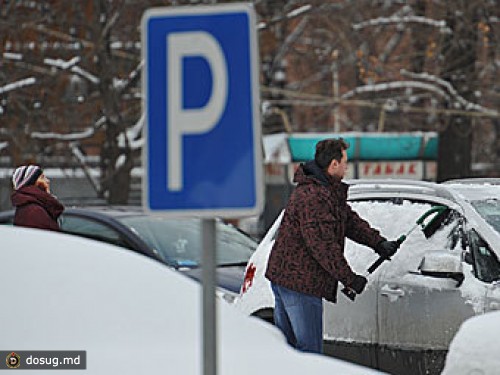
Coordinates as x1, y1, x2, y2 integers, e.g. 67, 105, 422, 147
12, 165, 43, 190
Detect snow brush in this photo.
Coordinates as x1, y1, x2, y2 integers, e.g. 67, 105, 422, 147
342, 205, 451, 301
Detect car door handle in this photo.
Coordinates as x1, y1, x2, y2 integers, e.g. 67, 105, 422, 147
380, 285, 405, 300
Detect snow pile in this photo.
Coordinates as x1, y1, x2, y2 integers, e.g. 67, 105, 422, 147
441, 311, 500, 375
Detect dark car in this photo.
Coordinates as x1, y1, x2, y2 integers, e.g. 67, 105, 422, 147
0, 206, 257, 301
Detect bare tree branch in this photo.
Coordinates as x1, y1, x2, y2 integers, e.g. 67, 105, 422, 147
353, 15, 452, 33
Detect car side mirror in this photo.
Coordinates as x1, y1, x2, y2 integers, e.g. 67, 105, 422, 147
418, 251, 465, 287
463, 251, 473, 265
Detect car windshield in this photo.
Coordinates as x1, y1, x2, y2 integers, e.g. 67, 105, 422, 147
470, 199, 500, 235
446, 184, 500, 236
118, 216, 257, 268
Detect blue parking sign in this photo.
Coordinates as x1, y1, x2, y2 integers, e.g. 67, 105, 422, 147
142, 4, 263, 217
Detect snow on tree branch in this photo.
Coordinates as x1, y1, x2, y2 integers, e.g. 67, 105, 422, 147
353, 16, 452, 34
258, 5, 312, 30
400, 69, 499, 114
43, 56, 100, 84
44, 56, 80, 70
341, 80, 451, 102
288, 4, 312, 18
3, 52, 22, 60
115, 154, 126, 169
0, 141, 7, 151
128, 114, 144, 140
31, 116, 106, 141
70, 143, 87, 164
114, 61, 143, 93
0, 77, 36, 95
118, 114, 144, 150
71, 66, 99, 85
341, 78, 499, 116
31, 127, 95, 141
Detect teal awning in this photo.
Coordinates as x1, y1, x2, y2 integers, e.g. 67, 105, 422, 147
287, 132, 438, 162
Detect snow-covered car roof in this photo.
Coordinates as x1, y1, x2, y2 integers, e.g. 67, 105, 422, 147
0, 226, 384, 375
347, 179, 458, 203
348, 178, 500, 203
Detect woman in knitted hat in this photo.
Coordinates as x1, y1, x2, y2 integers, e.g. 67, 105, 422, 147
11, 165, 64, 231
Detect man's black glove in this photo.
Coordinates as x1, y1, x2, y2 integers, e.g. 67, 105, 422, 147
350, 275, 367, 295
376, 240, 400, 259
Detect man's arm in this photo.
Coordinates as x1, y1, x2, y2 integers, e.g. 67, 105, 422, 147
344, 203, 386, 250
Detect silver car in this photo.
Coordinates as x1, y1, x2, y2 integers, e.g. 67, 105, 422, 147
235, 179, 500, 375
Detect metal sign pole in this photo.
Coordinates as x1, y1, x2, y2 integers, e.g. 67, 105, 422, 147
202, 218, 216, 375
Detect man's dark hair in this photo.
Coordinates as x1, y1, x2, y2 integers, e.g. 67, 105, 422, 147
314, 138, 349, 170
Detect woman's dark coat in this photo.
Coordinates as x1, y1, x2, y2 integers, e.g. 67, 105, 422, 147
11, 185, 64, 232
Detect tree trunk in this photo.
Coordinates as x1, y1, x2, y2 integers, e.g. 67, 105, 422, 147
437, 2, 478, 182
437, 117, 472, 181
94, 0, 132, 204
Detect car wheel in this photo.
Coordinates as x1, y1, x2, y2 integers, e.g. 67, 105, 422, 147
252, 308, 274, 324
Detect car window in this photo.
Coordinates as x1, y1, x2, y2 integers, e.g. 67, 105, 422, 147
470, 198, 500, 236
468, 230, 500, 283
346, 199, 461, 276
61, 215, 132, 249
118, 216, 256, 268
217, 222, 258, 264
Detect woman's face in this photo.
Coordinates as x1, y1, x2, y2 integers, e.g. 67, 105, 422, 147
35, 173, 50, 193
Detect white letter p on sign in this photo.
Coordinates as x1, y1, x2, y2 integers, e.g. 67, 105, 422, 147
167, 32, 228, 191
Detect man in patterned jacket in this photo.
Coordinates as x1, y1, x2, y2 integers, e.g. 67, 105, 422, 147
265, 138, 400, 354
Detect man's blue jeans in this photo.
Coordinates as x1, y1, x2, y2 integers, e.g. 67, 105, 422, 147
271, 282, 323, 353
